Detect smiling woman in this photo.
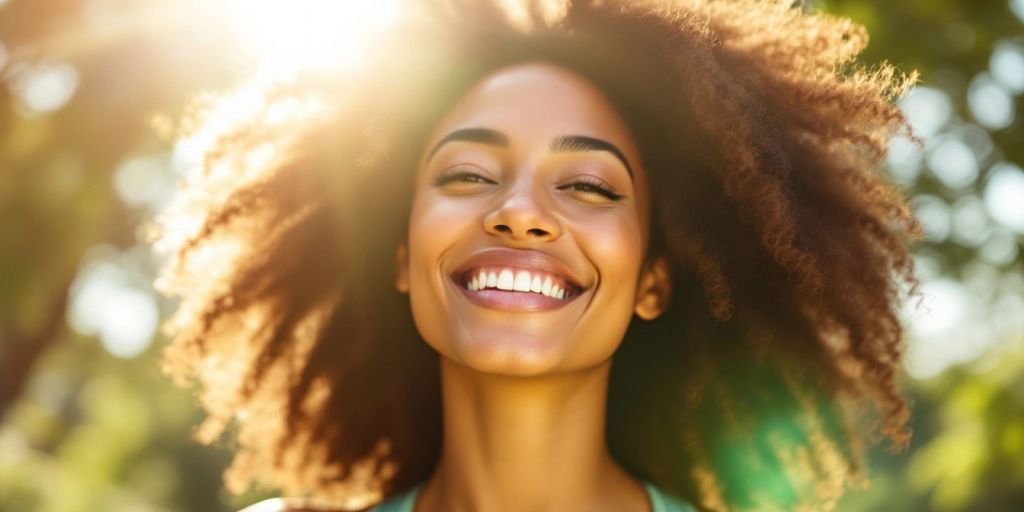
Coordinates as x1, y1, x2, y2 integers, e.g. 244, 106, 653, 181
152, 1, 922, 511
386, 63, 682, 510
398, 63, 661, 378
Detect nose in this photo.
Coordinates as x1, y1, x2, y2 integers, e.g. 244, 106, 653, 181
484, 187, 561, 241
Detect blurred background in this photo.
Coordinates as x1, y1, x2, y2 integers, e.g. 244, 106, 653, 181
0, 0, 1022, 510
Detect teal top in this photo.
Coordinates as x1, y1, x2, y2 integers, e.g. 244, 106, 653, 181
372, 481, 697, 512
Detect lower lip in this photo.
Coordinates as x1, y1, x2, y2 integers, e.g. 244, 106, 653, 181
453, 279, 581, 312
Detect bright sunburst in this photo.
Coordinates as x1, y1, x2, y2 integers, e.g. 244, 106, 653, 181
223, 0, 400, 74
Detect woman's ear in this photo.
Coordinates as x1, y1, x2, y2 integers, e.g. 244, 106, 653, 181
395, 243, 410, 294
634, 255, 672, 320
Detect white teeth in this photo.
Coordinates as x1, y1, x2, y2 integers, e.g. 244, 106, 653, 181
513, 271, 532, 292
496, 270, 515, 290
464, 268, 575, 299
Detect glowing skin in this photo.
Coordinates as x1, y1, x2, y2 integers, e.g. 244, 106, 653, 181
395, 62, 672, 511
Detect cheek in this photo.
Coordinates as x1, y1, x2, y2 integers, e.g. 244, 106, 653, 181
572, 209, 646, 288
560, 209, 647, 365
408, 197, 460, 288
408, 194, 481, 260
404, 194, 482, 341
403, 198, 451, 350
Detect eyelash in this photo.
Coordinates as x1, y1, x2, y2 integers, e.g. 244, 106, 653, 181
433, 167, 625, 201
564, 176, 625, 201
433, 168, 494, 187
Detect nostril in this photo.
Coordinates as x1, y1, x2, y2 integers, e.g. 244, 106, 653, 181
489, 224, 553, 238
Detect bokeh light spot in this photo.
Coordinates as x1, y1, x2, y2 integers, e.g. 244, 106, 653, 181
950, 196, 991, 248
899, 86, 952, 139
113, 155, 171, 210
968, 73, 1015, 130
886, 135, 924, 184
8, 62, 80, 114
959, 123, 996, 164
983, 162, 1024, 233
980, 228, 1020, 265
990, 40, 1024, 94
913, 194, 952, 243
1011, 0, 1024, 23
68, 251, 159, 359
904, 278, 979, 380
928, 138, 979, 190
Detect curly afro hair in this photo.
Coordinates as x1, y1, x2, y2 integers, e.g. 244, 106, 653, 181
152, 1, 923, 510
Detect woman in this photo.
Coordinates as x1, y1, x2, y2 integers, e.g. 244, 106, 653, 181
153, 1, 922, 510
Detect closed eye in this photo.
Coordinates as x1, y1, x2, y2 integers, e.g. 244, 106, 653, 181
558, 177, 625, 201
434, 167, 625, 202
433, 166, 497, 187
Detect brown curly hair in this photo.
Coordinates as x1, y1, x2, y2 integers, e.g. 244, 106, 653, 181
152, 1, 923, 510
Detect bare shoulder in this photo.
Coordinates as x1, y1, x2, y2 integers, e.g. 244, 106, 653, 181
237, 498, 373, 512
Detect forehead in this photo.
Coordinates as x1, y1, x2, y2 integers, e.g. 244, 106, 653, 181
423, 62, 639, 153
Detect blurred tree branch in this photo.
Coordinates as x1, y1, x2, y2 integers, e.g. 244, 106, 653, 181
0, 277, 71, 418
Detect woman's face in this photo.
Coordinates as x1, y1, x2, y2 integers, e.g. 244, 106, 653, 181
396, 62, 670, 375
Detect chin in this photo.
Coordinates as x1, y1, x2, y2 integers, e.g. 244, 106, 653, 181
443, 324, 576, 376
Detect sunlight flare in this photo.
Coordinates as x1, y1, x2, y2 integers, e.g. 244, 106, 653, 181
224, 0, 399, 73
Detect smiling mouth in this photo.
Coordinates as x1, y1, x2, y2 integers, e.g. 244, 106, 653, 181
454, 267, 583, 300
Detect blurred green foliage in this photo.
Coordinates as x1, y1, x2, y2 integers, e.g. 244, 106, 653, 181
833, 338, 1024, 511
1, 0, 1022, 511
1, 339, 241, 511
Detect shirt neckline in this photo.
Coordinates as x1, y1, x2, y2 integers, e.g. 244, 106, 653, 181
377, 480, 694, 512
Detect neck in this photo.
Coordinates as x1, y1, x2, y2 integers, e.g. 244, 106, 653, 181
416, 357, 648, 512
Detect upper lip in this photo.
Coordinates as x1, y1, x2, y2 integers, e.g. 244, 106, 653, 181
450, 248, 589, 291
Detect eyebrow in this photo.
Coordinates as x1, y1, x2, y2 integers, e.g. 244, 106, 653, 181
426, 127, 634, 179
427, 127, 509, 160
550, 134, 633, 178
